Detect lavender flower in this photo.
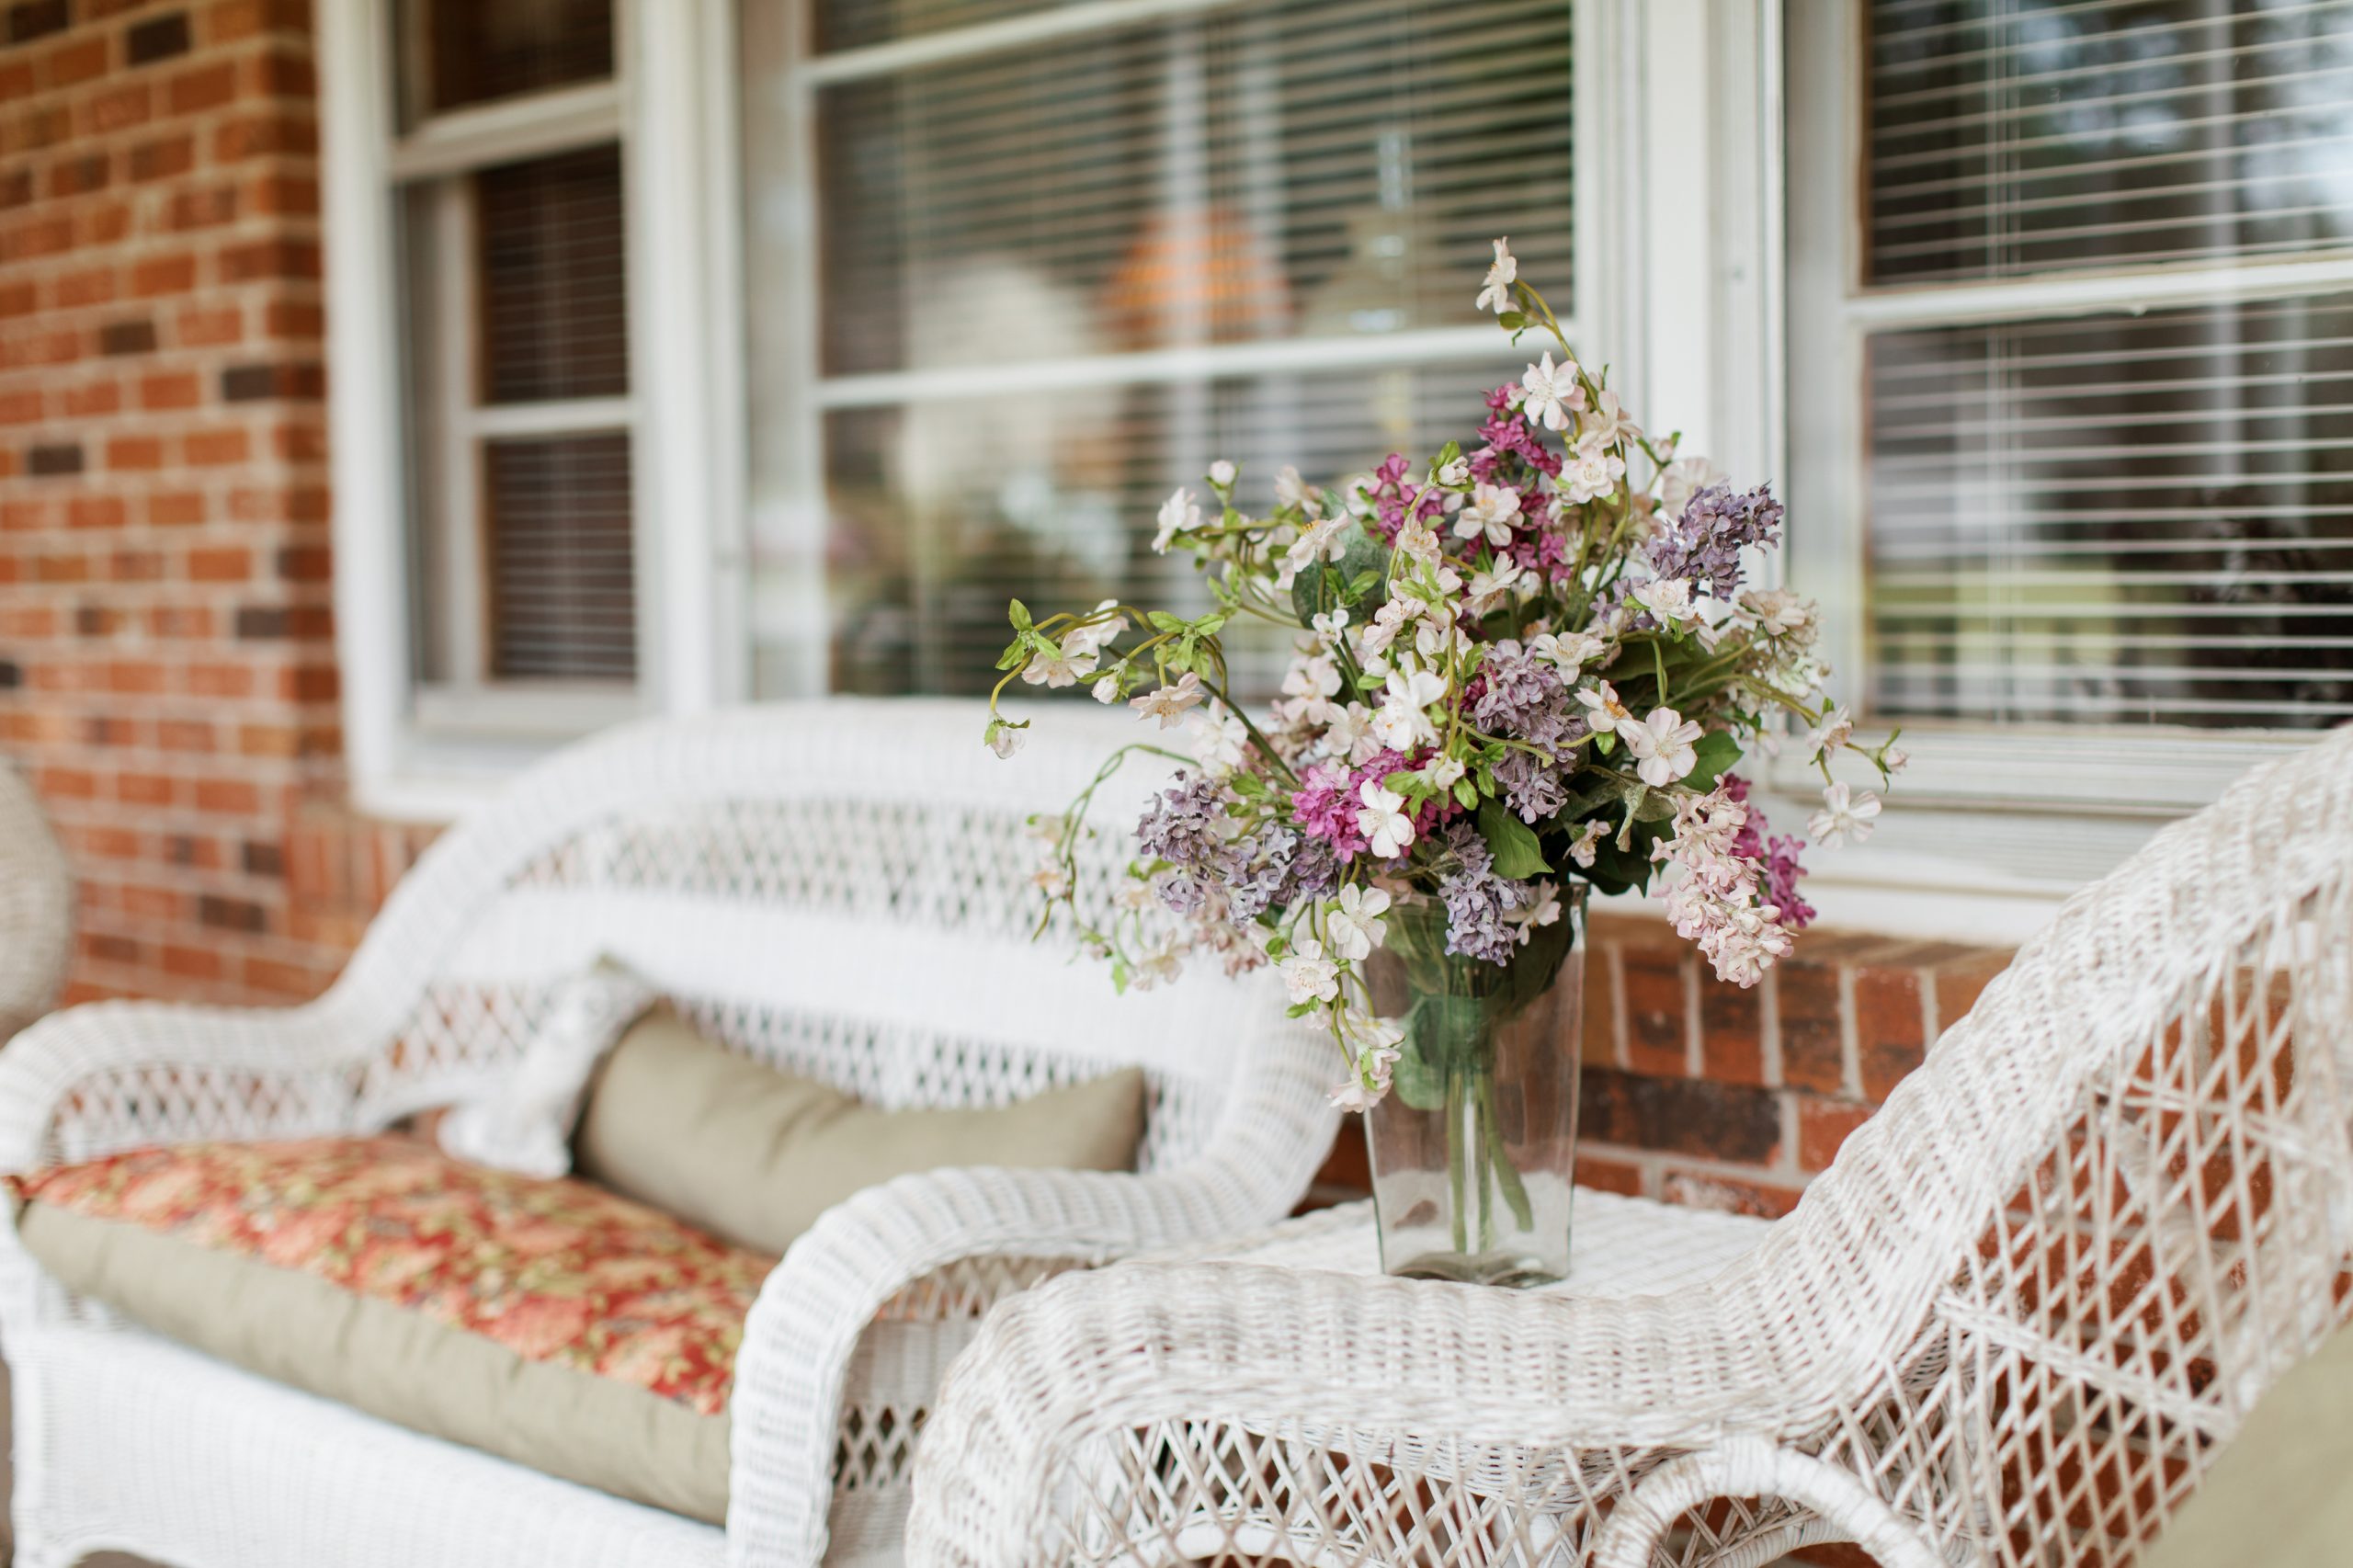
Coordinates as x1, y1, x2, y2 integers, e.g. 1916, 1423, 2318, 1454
1645, 483, 1784, 599
1136, 772, 1228, 870
1492, 747, 1570, 824
1221, 828, 1298, 923
1470, 645, 1575, 747
1437, 823, 1530, 964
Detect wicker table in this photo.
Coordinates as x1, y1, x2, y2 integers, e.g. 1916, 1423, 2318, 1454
1146, 1189, 1771, 1292
910, 1189, 1777, 1568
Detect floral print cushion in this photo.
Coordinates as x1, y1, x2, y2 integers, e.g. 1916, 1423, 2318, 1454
12, 1134, 775, 1415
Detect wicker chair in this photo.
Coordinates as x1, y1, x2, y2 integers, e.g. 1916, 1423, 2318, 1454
0, 702, 1337, 1568
904, 726, 2353, 1568
0, 756, 70, 1043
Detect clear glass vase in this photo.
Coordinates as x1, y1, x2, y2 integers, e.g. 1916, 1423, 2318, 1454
1363, 885, 1587, 1287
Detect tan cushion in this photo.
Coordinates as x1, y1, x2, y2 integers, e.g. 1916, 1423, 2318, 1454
576, 1007, 1150, 1256
2141, 1316, 2353, 1568
14, 1136, 761, 1524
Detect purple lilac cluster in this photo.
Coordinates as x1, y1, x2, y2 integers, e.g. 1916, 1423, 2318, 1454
1469, 382, 1563, 484
1141, 776, 1336, 922
1722, 775, 1815, 930
1470, 645, 1586, 823
1436, 822, 1534, 963
1365, 453, 1448, 544
1646, 483, 1785, 598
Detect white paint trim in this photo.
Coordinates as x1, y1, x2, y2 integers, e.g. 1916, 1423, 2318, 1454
460, 399, 636, 438
631, 0, 725, 716
812, 324, 1545, 409
1843, 250, 2353, 328
320, 0, 410, 807
796, 0, 1251, 85
388, 80, 625, 180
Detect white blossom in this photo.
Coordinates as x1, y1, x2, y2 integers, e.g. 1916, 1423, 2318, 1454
1740, 587, 1812, 638
1809, 704, 1854, 759
1187, 710, 1249, 776
1519, 351, 1586, 432
1464, 562, 1525, 618
1808, 781, 1881, 848
1355, 779, 1416, 859
1284, 511, 1351, 575
1021, 646, 1093, 687
1661, 456, 1726, 520
1563, 437, 1627, 505
1208, 460, 1236, 488
1091, 674, 1120, 703
1280, 936, 1340, 1006
1371, 665, 1447, 751
1130, 940, 1184, 992
1275, 464, 1314, 513
1475, 236, 1518, 314
1154, 488, 1203, 552
1631, 576, 1699, 627
1059, 599, 1126, 660
987, 722, 1026, 759
1437, 456, 1471, 486
1530, 630, 1608, 673
1575, 679, 1631, 733
1579, 389, 1643, 450
1622, 705, 1703, 788
1324, 883, 1392, 960
1454, 482, 1523, 547
1129, 671, 1205, 729
1567, 819, 1608, 868
1509, 881, 1563, 944
1279, 652, 1343, 722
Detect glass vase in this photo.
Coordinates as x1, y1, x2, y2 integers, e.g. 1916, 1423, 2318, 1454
1363, 885, 1587, 1287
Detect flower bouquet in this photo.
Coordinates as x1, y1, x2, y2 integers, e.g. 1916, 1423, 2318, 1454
984, 240, 1900, 1285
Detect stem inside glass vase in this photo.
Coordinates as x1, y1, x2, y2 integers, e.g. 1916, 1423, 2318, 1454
1364, 887, 1586, 1287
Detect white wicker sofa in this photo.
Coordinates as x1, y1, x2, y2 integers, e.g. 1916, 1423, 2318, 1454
0, 701, 1336, 1568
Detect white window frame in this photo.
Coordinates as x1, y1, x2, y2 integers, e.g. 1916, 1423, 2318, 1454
1768, 1, 2353, 930
745, 0, 1621, 697
321, 0, 746, 820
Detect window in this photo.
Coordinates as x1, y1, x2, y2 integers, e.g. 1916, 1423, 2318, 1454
739, 0, 1593, 699
1788, 2, 2353, 828
392, 1, 642, 736
322, 0, 737, 811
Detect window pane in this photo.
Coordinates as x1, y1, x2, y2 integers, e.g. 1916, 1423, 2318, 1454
1864, 294, 2353, 729
1866, 0, 2353, 284
812, 0, 1574, 378
483, 434, 639, 681
478, 145, 630, 403
396, 0, 614, 129
815, 0, 1068, 54
803, 361, 1515, 698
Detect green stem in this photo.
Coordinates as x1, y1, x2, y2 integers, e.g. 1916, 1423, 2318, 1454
1480, 1074, 1534, 1233
1448, 1060, 1469, 1256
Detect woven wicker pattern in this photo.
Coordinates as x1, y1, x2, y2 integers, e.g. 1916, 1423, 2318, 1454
0, 757, 69, 1043
904, 728, 2353, 1568
0, 701, 1338, 1568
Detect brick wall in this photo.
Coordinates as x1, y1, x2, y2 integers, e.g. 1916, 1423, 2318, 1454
0, 0, 414, 1006
1314, 914, 2016, 1215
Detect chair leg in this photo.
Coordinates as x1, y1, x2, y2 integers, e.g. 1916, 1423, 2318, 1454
1591, 1437, 1945, 1568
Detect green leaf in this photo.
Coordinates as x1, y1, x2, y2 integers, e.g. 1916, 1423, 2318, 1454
1452, 778, 1478, 811
995, 638, 1029, 672
1007, 599, 1032, 631
1477, 799, 1553, 879
1285, 1001, 1319, 1019
1495, 310, 1528, 331
1289, 520, 1391, 625
1686, 731, 1743, 792
1146, 610, 1187, 633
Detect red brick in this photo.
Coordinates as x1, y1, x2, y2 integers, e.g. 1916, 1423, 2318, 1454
140, 369, 201, 408
176, 301, 241, 346
1698, 972, 1765, 1086
1798, 1096, 1874, 1174
162, 944, 224, 982
66, 495, 127, 529
147, 490, 205, 526
1776, 961, 1847, 1095
157, 718, 215, 752
167, 62, 241, 116
44, 38, 111, 91
116, 772, 177, 806
1620, 949, 1689, 1077
128, 131, 195, 183
188, 661, 256, 697
193, 778, 262, 815
1855, 966, 1927, 1101
81, 82, 152, 135
188, 546, 251, 581
184, 425, 248, 464
1573, 1155, 1644, 1197
107, 435, 164, 471
1580, 1068, 1781, 1165
131, 251, 198, 296
37, 766, 98, 800
62, 378, 121, 415
54, 265, 116, 306
1931, 953, 2013, 1035
210, 108, 311, 162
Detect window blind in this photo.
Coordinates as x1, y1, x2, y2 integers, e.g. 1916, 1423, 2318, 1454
813, 0, 1574, 377
1865, 293, 2353, 728
1867, 0, 2353, 284
753, 0, 1575, 699
477, 146, 630, 404
823, 362, 1510, 697
484, 433, 639, 682
395, 0, 615, 131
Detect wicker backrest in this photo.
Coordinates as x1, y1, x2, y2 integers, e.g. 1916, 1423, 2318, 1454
335, 702, 1267, 1174
0, 757, 70, 1042
1752, 728, 2353, 1564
